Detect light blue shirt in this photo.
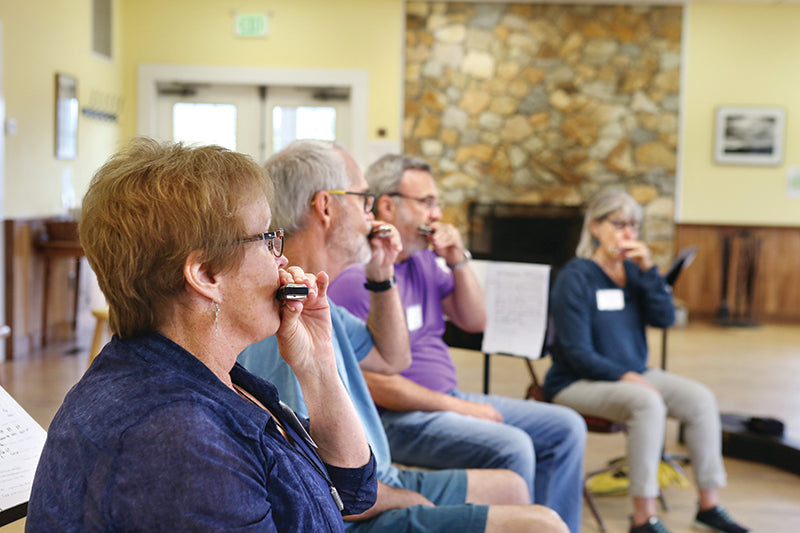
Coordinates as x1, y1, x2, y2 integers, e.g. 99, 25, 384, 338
238, 301, 402, 487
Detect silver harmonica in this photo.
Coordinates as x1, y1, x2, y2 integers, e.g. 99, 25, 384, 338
276, 283, 309, 302
369, 225, 392, 238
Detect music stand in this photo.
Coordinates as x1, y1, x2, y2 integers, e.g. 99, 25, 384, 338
661, 246, 698, 370
660, 246, 698, 463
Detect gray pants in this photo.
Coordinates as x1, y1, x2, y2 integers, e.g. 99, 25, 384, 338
552, 368, 727, 497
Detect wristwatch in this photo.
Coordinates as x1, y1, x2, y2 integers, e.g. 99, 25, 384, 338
448, 250, 472, 270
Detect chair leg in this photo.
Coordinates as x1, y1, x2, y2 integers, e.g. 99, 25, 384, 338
583, 485, 607, 532
658, 449, 690, 512
658, 489, 669, 512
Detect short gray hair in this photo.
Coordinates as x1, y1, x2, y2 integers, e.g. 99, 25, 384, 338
576, 189, 643, 259
365, 154, 432, 212
264, 140, 350, 236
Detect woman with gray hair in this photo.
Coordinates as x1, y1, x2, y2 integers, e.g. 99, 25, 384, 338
543, 190, 749, 533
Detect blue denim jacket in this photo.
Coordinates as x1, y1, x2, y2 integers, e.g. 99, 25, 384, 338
27, 332, 376, 532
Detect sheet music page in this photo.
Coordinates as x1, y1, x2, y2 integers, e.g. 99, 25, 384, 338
0, 387, 47, 511
481, 262, 550, 359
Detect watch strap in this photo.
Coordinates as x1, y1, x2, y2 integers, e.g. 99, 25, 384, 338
364, 276, 396, 292
448, 250, 472, 270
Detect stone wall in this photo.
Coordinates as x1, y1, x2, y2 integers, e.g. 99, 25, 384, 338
404, 2, 682, 265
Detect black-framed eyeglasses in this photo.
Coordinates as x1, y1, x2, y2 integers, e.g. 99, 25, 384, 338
239, 228, 284, 257
324, 190, 376, 213
387, 192, 441, 210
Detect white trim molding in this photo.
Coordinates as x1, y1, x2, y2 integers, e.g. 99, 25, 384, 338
137, 64, 369, 166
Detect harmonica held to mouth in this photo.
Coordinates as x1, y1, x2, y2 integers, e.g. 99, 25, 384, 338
369, 225, 392, 238
276, 284, 310, 302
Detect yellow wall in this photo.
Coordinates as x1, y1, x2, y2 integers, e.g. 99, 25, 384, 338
1, 0, 123, 218
680, 2, 800, 226
119, 0, 404, 143
2, 1, 799, 228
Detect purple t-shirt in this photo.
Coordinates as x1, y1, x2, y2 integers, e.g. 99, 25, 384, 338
329, 249, 459, 394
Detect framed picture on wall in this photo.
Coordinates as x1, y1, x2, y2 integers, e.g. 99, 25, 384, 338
55, 73, 79, 160
714, 106, 785, 166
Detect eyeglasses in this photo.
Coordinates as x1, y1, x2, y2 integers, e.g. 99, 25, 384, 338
239, 228, 284, 257
387, 192, 442, 211
606, 219, 639, 232
324, 190, 376, 213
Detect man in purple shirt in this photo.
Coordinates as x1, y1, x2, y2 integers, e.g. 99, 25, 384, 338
328, 154, 587, 533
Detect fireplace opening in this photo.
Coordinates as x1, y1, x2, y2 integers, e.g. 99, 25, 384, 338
466, 202, 584, 278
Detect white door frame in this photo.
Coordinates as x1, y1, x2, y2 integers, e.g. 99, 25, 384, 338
0, 21, 8, 358
138, 64, 369, 166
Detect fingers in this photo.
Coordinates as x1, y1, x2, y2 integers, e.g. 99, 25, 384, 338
365, 223, 402, 281
368, 222, 402, 253
279, 267, 329, 305
619, 240, 652, 267
430, 222, 462, 249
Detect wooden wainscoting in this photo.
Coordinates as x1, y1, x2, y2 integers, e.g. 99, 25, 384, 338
674, 224, 800, 323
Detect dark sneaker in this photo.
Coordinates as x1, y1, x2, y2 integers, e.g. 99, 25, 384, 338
630, 516, 672, 533
694, 505, 751, 533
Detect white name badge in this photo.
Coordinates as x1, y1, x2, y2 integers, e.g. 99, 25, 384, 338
406, 304, 423, 332
596, 289, 625, 311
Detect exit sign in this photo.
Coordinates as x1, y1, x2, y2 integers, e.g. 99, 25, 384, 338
235, 12, 269, 38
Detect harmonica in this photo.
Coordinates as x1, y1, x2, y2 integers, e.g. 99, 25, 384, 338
276, 284, 310, 302
369, 225, 392, 238
418, 225, 435, 237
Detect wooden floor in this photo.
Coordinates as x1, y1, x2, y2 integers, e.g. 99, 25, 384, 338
2, 322, 799, 531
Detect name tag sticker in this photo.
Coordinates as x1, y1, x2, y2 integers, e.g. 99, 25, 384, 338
596, 289, 625, 311
406, 304, 423, 331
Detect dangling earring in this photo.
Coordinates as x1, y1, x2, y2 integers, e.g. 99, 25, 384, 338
213, 301, 220, 332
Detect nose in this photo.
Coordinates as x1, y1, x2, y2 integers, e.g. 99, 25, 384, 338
430, 205, 443, 222
276, 254, 289, 269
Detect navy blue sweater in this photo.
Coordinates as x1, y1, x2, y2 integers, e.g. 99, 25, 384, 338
28, 332, 376, 532
544, 258, 675, 401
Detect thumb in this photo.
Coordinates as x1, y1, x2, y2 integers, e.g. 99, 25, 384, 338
276, 300, 304, 339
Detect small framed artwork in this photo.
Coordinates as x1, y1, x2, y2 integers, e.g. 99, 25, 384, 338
55, 73, 79, 160
714, 106, 785, 166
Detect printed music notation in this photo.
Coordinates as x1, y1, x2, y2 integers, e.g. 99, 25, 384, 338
0, 387, 47, 511
480, 261, 550, 359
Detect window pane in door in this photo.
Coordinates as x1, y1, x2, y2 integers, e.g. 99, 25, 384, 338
173, 103, 237, 150
272, 106, 336, 153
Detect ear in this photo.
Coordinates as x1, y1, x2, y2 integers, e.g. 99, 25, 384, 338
184, 249, 220, 301
311, 190, 335, 230
375, 194, 396, 223
588, 218, 602, 240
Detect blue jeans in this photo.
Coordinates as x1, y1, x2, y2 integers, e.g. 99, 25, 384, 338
380, 389, 587, 533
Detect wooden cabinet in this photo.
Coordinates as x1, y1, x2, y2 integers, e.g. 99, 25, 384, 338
3, 218, 87, 360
